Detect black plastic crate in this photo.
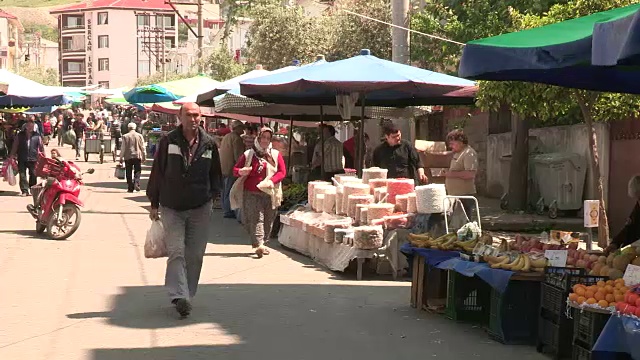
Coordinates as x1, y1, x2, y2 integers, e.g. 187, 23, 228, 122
542, 283, 567, 315
488, 280, 541, 345
545, 267, 585, 289
537, 313, 574, 359
445, 271, 491, 324
573, 310, 611, 349
572, 342, 633, 360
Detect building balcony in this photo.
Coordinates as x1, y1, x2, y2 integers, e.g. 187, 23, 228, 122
61, 71, 86, 79
61, 47, 86, 54
61, 25, 86, 35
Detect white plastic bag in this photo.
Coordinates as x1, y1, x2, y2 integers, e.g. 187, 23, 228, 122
5, 165, 16, 186
114, 164, 125, 180
457, 221, 481, 242
144, 220, 167, 258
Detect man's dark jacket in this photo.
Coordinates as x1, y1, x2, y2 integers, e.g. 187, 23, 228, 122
147, 126, 222, 211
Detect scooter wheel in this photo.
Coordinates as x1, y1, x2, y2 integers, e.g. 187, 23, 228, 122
47, 204, 82, 240
36, 223, 46, 234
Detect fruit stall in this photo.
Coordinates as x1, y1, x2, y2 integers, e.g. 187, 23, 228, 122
403, 229, 640, 359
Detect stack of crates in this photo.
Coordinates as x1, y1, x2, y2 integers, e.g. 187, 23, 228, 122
572, 310, 614, 360
487, 280, 541, 344
536, 267, 608, 359
445, 270, 491, 325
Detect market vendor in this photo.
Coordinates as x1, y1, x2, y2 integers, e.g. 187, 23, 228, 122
372, 123, 427, 185
444, 129, 479, 220
606, 175, 640, 254
310, 124, 344, 181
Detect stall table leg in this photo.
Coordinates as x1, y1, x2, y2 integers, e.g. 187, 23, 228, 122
357, 257, 365, 281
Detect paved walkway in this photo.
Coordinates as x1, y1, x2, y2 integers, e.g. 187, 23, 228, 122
0, 145, 547, 360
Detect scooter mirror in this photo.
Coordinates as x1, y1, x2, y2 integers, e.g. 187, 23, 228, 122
86, 168, 95, 174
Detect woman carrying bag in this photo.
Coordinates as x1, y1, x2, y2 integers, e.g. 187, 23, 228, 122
231, 126, 286, 258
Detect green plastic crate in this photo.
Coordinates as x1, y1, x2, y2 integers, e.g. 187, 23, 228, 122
445, 270, 491, 324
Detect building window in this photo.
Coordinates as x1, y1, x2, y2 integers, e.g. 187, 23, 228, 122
98, 58, 109, 71
156, 15, 174, 28
62, 35, 85, 51
98, 81, 110, 89
98, 12, 108, 25
98, 35, 109, 48
64, 60, 85, 74
164, 38, 175, 49
137, 15, 150, 27
63, 15, 84, 29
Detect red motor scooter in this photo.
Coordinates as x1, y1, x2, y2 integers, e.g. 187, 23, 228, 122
27, 155, 94, 240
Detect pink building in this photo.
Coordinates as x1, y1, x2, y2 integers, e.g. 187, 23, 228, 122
50, 0, 177, 89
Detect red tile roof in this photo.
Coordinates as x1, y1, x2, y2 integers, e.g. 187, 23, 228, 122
0, 10, 17, 19
50, 0, 173, 14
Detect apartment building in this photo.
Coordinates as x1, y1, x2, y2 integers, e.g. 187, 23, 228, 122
50, 0, 178, 88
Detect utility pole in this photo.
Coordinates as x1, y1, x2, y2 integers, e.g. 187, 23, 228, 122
391, 0, 410, 64
197, 0, 204, 71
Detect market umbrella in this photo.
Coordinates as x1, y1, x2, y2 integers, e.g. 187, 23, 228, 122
0, 94, 72, 109
196, 62, 303, 106
458, 3, 640, 93
239, 49, 476, 107
124, 84, 180, 104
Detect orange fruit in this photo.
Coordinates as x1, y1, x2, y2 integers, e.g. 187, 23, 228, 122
598, 300, 609, 308
604, 285, 614, 293
569, 293, 579, 302
615, 294, 625, 302
621, 286, 629, 293
606, 280, 614, 286
588, 285, 598, 292
573, 284, 585, 293
597, 280, 606, 287
585, 290, 595, 299
594, 292, 606, 301
577, 296, 587, 304
605, 294, 615, 303
610, 302, 617, 308
615, 282, 624, 289
586, 298, 597, 305
576, 287, 586, 296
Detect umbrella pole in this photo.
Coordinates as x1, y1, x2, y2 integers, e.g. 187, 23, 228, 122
260, 117, 264, 126
320, 106, 325, 180
357, 97, 366, 177
287, 116, 294, 176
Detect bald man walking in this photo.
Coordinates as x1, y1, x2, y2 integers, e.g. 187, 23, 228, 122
147, 103, 222, 318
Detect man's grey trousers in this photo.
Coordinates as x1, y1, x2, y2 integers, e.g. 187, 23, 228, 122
161, 200, 212, 301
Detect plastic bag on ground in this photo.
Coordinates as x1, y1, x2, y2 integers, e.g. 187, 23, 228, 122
144, 220, 167, 258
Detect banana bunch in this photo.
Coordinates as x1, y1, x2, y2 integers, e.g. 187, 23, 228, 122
408, 233, 434, 248
434, 233, 458, 250
485, 254, 548, 272
454, 237, 478, 252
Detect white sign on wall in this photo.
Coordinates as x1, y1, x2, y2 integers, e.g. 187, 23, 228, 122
584, 200, 600, 228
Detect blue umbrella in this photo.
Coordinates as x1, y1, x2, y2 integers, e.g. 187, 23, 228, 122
239, 49, 477, 107
24, 105, 58, 114
124, 84, 180, 104
0, 94, 72, 109
458, 3, 640, 93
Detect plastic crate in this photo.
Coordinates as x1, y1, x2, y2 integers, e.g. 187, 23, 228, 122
572, 342, 633, 360
545, 267, 585, 289
542, 283, 567, 316
445, 271, 491, 324
573, 310, 611, 349
35, 155, 62, 178
488, 280, 541, 345
542, 271, 608, 316
537, 313, 574, 359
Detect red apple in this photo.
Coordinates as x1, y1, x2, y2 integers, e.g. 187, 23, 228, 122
567, 257, 576, 266
617, 302, 629, 313
636, 298, 640, 308
635, 307, 640, 318
576, 259, 587, 268
543, 243, 552, 251
589, 254, 599, 262
629, 293, 640, 306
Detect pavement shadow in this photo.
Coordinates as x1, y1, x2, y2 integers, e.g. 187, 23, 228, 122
0, 229, 58, 240
0, 190, 20, 196
76, 283, 541, 360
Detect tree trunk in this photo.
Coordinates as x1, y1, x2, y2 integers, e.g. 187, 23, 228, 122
576, 93, 610, 248
508, 113, 530, 211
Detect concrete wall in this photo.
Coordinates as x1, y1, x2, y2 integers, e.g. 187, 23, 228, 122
486, 123, 610, 208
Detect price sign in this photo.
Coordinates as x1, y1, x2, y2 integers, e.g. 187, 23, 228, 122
584, 200, 600, 228
623, 264, 640, 286
545, 250, 568, 267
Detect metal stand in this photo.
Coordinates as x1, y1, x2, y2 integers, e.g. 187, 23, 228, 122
443, 195, 482, 234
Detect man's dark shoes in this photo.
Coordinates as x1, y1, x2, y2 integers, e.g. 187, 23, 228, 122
172, 298, 192, 318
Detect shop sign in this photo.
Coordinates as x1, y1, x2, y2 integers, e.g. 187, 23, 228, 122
623, 264, 640, 286
86, 18, 93, 84
545, 250, 568, 267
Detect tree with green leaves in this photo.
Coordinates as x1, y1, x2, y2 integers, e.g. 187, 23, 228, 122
477, 0, 640, 246
16, 63, 59, 86
135, 71, 197, 87
244, 4, 334, 69
198, 46, 247, 81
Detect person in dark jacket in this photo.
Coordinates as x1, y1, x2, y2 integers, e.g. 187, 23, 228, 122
606, 175, 640, 254
146, 102, 222, 318
10, 119, 44, 196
